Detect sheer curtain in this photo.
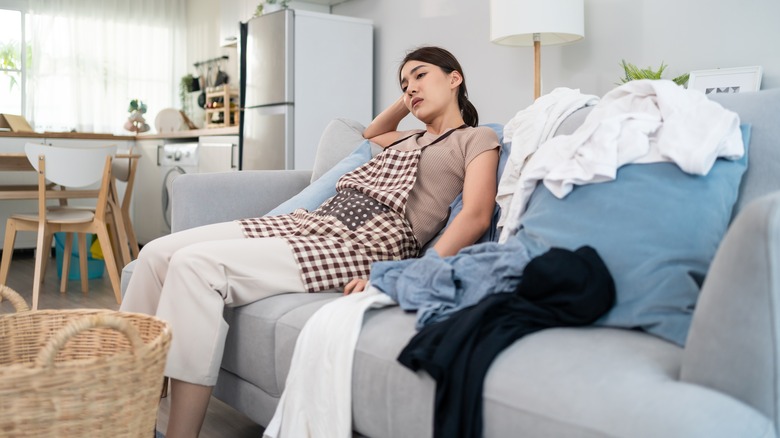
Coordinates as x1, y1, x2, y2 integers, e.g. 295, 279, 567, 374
26, 0, 186, 134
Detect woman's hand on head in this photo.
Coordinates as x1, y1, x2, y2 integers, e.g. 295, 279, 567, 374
344, 278, 369, 295
362, 95, 409, 148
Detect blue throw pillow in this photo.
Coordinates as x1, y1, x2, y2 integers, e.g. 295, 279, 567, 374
511, 125, 751, 346
266, 140, 373, 215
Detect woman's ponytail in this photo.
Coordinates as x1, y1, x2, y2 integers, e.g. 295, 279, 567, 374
459, 92, 479, 127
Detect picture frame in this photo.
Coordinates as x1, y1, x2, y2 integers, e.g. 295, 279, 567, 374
688, 66, 763, 95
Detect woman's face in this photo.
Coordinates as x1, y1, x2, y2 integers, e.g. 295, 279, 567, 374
399, 61, 460, 123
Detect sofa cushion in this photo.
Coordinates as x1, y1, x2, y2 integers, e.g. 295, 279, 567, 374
479, 328, 773, 438
266, 140, 373, 215
310, 118, 371, 183
273, 295, 341, 391
512, 125, 751, 346
220, 292, 339, 396
337, 307, 774, 438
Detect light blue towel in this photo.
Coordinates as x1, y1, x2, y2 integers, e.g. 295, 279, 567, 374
370, 236, 549, 329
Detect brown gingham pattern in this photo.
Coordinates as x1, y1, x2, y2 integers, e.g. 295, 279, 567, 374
239, 148, 422, 292
336, 148, 421, 216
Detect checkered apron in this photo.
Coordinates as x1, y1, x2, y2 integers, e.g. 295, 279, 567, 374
239, 134, 435, 292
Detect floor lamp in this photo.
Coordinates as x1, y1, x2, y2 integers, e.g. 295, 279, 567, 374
490, 0, 585, 100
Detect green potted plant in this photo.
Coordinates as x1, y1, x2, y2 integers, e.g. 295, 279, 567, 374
179, 74, 196, 109
618, 60, 689, 87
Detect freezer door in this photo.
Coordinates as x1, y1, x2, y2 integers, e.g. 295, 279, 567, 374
244, 10, 293, 107
241, 105, 292, 170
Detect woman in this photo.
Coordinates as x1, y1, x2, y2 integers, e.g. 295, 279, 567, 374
120, 46, 499, 438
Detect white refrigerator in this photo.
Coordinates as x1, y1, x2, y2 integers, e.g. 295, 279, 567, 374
239, 9, 373, 171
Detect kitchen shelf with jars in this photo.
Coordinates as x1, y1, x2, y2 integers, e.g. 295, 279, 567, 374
205, 85, 240, 128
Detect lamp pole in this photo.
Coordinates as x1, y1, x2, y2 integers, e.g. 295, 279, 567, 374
533, 33, 541, 100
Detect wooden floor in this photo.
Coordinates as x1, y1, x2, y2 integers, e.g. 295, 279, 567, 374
1, 249, 265, 438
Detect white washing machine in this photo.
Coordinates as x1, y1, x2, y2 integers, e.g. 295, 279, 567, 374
160, 142, 199, 233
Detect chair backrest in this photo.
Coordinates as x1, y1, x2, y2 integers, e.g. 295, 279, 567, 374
25, 142, 117, 188
112, 155, 133, 182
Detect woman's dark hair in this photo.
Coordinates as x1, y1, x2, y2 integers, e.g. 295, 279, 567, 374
398, 46, 479, 127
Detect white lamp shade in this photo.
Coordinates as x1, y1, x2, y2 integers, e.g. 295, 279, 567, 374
490, 0, 585, 46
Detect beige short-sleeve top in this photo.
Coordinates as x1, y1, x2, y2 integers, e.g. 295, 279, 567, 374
390, 126, 500, 246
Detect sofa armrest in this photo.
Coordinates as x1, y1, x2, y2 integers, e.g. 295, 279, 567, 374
170, 170, 312, 232
681, 191, 780, 427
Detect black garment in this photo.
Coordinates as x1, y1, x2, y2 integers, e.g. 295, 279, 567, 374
397, 246, 615, 438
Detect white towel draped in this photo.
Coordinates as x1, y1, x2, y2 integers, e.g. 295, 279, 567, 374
264, 287, 396, 438
496, 87, 599, 228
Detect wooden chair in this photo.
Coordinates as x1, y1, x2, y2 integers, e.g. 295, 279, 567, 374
0, 143, 121, 310
48, 148, 140, 271
108, 150, 141, 267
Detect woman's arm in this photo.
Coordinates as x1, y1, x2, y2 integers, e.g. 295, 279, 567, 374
343, 148, 499, 295
432, 148, 499, 257
363, 96, 410, 148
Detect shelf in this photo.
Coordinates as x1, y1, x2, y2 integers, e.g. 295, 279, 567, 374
205, 86, 240, 129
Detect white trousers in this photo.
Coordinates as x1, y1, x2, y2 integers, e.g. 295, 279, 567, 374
119, 221, 306, 386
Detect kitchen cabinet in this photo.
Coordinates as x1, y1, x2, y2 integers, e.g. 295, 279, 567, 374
220, 0, 342, 47
220, 0, 242, 47
198, 135, 239, 173
133, 139, 168, 246
221, 0, 262, 47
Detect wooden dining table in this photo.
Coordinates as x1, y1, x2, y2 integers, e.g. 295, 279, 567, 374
0, 152, 138, 200
0, 151, 142, 270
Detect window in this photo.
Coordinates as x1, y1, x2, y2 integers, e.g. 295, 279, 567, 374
0, 2, 26, 117
1, 0, 186, 134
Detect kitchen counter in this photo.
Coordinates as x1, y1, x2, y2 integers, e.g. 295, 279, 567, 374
0, 131, 136, 140
136, 126, 239, 140
0, 126, 238, 141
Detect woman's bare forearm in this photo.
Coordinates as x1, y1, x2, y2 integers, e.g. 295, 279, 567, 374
363, 96, 409, 143
432, 208, 492, 257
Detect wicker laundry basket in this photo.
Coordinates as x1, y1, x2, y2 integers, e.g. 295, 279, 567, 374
0, 285, 172, 437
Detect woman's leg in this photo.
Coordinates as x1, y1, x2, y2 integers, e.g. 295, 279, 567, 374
166, 380, 213, 438
151, 236, 306, 438
119, 221, 245, 315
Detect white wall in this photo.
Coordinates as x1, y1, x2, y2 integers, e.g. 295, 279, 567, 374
185, 0, 239, 127
186, 0, 238, 80
331, 0, 780, 128
185, 1, 332, 125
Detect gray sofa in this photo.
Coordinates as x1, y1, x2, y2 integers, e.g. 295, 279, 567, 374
123, 88, 780, 437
